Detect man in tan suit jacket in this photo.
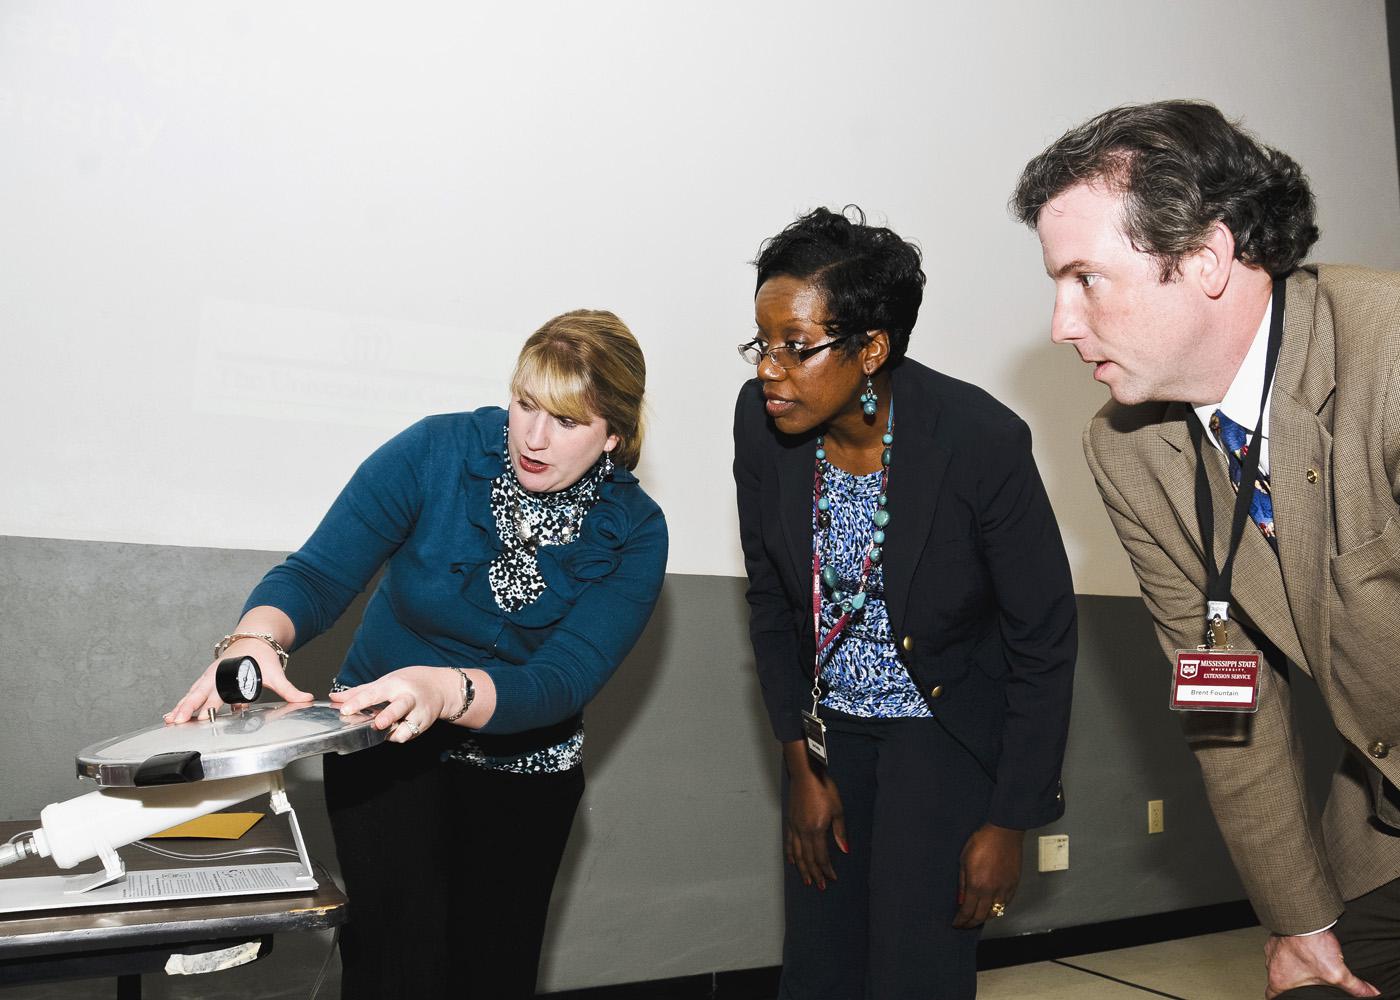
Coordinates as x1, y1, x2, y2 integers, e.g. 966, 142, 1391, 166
1013, 101, 1400, 999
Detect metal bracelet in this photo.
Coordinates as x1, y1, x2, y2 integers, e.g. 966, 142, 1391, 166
214, 632, 289, 671
445, 667, 475, 723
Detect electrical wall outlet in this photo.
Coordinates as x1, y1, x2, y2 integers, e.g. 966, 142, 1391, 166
1038, 834, 1069, 872
1148, 799, 1164, 834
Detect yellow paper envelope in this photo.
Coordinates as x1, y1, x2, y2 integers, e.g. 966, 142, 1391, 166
149, 812, 265, 840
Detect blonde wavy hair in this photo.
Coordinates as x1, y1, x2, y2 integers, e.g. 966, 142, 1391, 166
510, 309, 647, 470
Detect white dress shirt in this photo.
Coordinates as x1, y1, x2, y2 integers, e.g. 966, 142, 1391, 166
1193, 301, 1274, 476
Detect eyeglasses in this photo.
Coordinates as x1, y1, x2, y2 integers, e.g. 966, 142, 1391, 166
737, 336, 851, 370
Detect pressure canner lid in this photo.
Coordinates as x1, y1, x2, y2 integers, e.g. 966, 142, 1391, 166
76, 702, 388, 787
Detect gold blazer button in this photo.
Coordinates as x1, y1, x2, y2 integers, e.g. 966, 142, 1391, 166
929, 685, 944, 699
1370, 741, 1390, 759
901, 636, 915, 652
1306, 469, 1319, 484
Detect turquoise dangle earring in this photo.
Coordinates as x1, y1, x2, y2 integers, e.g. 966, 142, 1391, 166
859, 375, 878, 416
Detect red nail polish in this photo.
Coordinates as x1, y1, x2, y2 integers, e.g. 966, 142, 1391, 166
818, 882, 826, 891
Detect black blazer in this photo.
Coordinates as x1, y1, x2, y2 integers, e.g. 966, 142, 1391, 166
733, 358, 1077, 829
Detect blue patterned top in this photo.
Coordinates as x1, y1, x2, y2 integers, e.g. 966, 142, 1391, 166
815, 462, 931, 718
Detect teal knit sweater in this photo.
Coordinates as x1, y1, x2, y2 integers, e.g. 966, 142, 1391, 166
245, 407, 668, 744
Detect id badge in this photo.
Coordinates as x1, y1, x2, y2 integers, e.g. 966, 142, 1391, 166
1170, 648, 1262, 713
800, 710, 829, 764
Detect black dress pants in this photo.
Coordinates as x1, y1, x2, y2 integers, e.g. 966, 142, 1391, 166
323, 727, 585, 999
1274, 876, 1400, 999
779, 710, 993, 1000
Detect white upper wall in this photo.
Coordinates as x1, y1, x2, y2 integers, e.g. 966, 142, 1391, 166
1, 0, 1396, 596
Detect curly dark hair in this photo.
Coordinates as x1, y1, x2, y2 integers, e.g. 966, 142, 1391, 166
1010, 100, 1318, 280
753, 206, 925, 364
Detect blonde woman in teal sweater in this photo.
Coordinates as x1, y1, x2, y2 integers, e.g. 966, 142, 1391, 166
168, 310, 667, 999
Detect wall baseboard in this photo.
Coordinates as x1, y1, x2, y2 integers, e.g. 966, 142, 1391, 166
541, 900, 1259, 998
976, 898, 1258, 969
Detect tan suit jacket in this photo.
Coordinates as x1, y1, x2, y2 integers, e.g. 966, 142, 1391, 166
1085, 265, 1400, 934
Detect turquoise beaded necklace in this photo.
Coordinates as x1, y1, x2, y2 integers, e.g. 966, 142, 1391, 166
802, 398, 894, 760
811, 398, 894, 636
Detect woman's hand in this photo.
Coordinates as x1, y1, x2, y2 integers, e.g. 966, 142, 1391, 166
329, 666, 457, 744
953, 823, 1024, 928
783, 741, 848, 890
164, 638, 312, 724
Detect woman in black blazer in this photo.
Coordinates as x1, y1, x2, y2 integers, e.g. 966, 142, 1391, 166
733, 207, 1077, 999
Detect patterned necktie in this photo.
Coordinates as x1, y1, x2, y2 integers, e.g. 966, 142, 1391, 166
1209, 408, 1276, 547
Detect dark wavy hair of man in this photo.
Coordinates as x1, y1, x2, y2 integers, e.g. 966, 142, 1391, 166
1010, 100, 1319, 281
753, 206, 926, 365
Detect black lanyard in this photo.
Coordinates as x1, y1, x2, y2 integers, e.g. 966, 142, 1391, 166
1186, 277, 1286, 619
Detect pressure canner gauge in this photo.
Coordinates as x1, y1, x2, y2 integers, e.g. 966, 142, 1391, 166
215, 654, 263, 705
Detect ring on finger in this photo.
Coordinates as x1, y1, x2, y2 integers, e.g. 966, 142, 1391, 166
395, 718, 423, 738
989, 901, 1007, 918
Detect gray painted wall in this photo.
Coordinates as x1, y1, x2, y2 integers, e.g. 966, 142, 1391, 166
0, 535, 1342, 996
